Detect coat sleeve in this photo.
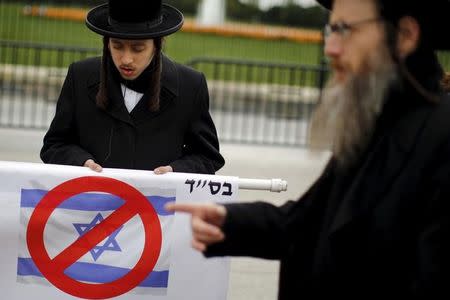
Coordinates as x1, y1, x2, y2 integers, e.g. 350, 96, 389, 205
205, 162, 333, 259
40, 63, 94, 166
170, 73, 225, 174
411, 141, 450, 297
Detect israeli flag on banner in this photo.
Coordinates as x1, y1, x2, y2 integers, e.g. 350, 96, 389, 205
17, 186, 175, 295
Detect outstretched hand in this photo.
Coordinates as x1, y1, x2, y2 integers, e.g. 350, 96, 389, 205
165, 202, 227, 252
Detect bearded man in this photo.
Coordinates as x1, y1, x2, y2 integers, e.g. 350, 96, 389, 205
166, 0, 450, 298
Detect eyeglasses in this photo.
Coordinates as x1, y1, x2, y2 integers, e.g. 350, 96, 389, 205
324, 18, 383, 39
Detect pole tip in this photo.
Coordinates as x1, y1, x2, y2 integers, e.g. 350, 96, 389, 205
271, 178, 288, 192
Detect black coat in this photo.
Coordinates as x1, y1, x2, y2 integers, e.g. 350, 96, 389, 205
41, 55, 224, 174
206, 89, 450, 297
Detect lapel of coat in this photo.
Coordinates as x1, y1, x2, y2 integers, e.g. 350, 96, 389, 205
87, 55, 178, 126
328, 101, 432, 235
87, 72, 133, 126
131, 55, 178, 125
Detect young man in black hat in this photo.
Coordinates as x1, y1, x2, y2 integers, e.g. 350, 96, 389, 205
167, 0, 450, 297
40, 0, 224, 174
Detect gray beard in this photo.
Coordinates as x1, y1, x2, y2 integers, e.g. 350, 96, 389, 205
309, 61, 398, 168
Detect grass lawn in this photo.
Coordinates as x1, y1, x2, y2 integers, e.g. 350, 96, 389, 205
0, 3, 322, 66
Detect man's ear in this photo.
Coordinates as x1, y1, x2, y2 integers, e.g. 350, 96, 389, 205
396, 16, 420, 59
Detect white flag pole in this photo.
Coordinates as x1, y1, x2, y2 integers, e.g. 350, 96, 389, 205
0, 161, 287, 192
238, 178, 287, 192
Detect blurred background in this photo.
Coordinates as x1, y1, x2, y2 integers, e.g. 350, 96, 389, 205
0, 0, 332, 147
0, 1, 449, 299
1, 0, 449, 146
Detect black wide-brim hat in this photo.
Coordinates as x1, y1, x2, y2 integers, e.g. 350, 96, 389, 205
317, 0, 450, 50
86, 0, 184, 39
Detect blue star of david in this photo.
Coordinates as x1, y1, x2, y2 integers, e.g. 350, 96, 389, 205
73, 213, 123, 261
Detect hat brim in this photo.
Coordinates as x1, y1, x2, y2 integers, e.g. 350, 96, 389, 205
316, 0, 450, 50
85, 3, 184, 39
317, 0, 332, 9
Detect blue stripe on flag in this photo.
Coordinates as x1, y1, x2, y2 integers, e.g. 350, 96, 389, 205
17, 257, 168, 288
20, 189, 174, 216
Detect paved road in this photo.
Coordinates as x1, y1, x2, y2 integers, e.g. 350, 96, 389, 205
0, 127, 329, 300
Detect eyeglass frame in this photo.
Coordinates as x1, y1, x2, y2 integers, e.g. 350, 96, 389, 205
324, 17, 384, 39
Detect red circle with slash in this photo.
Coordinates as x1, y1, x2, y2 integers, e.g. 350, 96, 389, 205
26, 176, 162, 299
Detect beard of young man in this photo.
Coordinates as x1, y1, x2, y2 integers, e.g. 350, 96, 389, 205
309, 44, 399, 169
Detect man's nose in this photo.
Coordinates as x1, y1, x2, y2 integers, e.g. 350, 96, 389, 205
121, 51, 133, 65
324, 34, 343, 58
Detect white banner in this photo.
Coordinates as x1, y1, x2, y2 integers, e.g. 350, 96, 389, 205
0, 161, 238, 300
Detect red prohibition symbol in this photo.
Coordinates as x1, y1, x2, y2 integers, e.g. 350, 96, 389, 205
26, 176, 162, 299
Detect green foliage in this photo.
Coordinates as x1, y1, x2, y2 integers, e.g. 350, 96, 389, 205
167, 0, 328, 27
226, 0, 260, 23
3, 0, 328, 28
225, 0, 328, 28
438, 52, 450, 71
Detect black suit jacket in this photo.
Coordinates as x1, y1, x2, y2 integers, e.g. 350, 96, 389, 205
41, 55, 224, 174
206, 90, 450, 298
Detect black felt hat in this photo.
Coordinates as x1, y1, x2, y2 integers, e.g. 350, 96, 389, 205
317, 0, 450, 50
86, 0, 184, 39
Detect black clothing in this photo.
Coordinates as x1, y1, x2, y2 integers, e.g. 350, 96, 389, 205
41, 55, 224, 174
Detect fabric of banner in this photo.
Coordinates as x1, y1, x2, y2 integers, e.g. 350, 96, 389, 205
0, 161, 238, 300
